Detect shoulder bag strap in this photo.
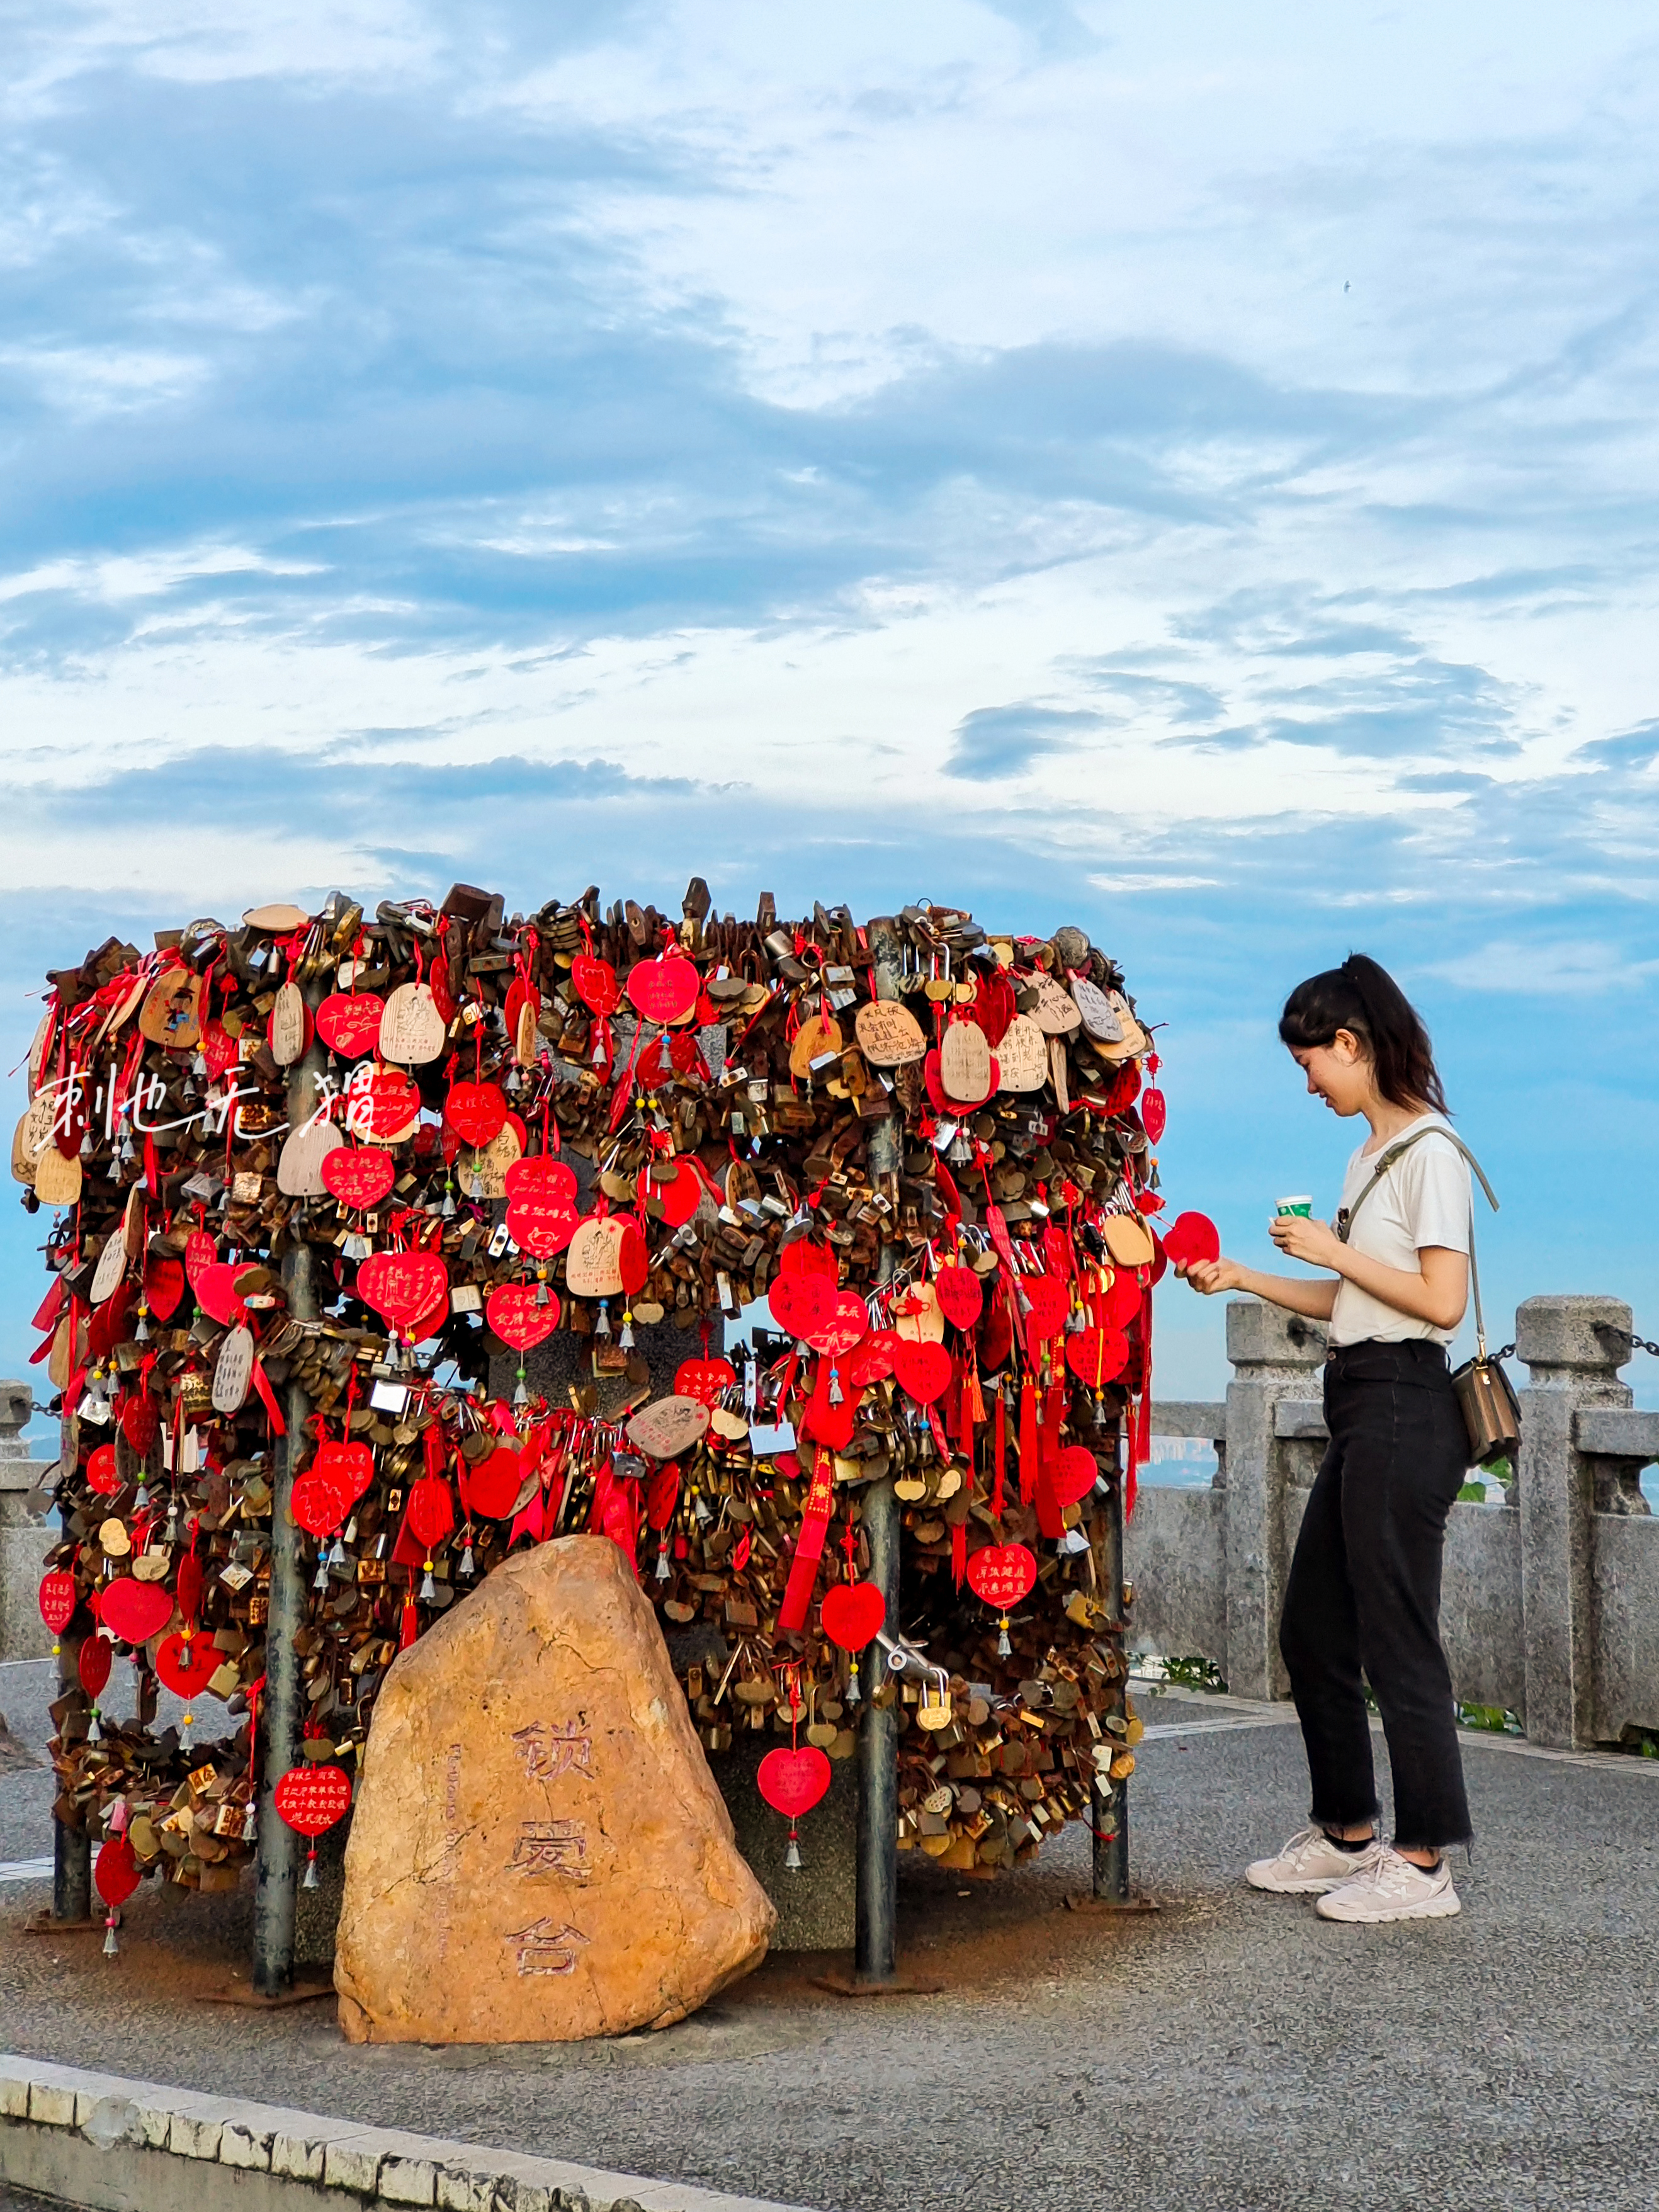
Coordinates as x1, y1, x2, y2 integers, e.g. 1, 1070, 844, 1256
1337, 1125, 1500, 1357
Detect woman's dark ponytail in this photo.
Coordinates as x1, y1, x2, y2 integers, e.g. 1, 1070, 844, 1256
1278, 953, 1449, 1115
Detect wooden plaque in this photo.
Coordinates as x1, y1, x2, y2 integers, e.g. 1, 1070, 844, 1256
378, 982, 447, 1065
212, 1325, 254, 1415
994, 1014, 1047, 1092
939, 1021, 992, 1104
854, 999, 927, 1067
1027, 973, 1082, 1036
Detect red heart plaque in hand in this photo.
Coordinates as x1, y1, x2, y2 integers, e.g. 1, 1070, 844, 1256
98, 1576, 173, 1645
934, 1265, 983, 1330
273, 1764, 353, 1837
487, 1282, 560, 1353
445, 1080, 507, 1149
626, 952, 700, 1025
357, 1250, 448, 1335
757, 1745, 832, 1819
893, 1338, 952, 1407
95, 1833, 140, 1910
1160, 1211, 1220, 1269
966, 1542, 1037, 1611
316, 993, 385, 1059
820, 1580, 885, 1651
321, 1145, 397, 1210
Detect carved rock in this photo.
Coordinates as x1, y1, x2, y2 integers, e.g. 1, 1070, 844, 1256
334, 1535, 773, 2043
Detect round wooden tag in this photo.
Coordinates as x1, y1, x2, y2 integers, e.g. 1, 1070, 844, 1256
244, 903, 311, 933
90, 1233, 127, 1307
939, 1021, 992, 1105
789, 1014, 842, 1080
565, 1217, 628, 1300
1102, 1214, 1156, 1267
277, 1115, 337, 1197
212, 1325, 254, 1415
269, 980, 309, 1065
994, 1014, 1048, 1092
378, 982, 446, 1065
854, 999, 927, 1067
1026, 973, 1082, 1036
626, 1395, 711, 1461
459, 1120, 523, 1201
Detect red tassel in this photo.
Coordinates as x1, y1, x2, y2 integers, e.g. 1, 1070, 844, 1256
399, 1593, 417, 1650
993, 1388, 1007, 1519
952, 1518, 966, 1587
1018, 1383, 1038, 1506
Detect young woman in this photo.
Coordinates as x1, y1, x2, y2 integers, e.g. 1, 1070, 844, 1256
1179, 953, 1473, 1924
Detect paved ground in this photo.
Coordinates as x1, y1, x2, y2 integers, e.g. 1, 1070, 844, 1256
2, 1655, 1656, 2212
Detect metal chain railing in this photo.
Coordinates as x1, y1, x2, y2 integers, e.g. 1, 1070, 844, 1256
1594, 1322, 1659, 1361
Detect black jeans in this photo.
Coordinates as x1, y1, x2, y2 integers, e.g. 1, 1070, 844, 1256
1279, 1337, 1472, 1851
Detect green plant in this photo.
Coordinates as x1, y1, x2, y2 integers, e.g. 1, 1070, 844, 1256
1456, 1702, 1522, 1735
1157, 1654, 1228, 1693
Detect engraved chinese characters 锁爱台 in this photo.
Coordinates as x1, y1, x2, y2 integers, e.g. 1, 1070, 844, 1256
509, 1819, 590, 1880
511, 1718, 592, 1783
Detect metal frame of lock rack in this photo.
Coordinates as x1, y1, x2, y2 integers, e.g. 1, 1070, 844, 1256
252, 971, 328, 1997
852, 917, 905, 1991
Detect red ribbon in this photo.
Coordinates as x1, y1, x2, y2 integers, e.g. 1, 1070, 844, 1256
776, 1445, 836, 1632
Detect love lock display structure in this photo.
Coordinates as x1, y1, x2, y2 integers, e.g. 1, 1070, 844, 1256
17, 885, 1209, 2015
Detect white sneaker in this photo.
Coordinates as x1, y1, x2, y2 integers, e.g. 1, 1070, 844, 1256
1246, 1824, 1385, 1894
1315, 1846, 1461, 1922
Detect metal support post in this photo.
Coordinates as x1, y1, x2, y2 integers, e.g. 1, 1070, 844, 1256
1092, 1441, 1130, 1902
251, 975, 327, 1997
52, 1619, 92, 1925
854, 917, 904, 1988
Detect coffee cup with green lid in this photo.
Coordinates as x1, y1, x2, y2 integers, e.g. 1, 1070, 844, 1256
1275, 1195, 1313, 1218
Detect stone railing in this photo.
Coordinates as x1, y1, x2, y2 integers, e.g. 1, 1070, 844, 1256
0, 1383, 43, 1665
1126, 1295, 1659, 1750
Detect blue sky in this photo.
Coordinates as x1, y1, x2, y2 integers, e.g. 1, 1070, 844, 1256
6, 1, 1659, 1422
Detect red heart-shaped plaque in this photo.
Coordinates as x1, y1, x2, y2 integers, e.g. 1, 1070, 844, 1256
465, 1446, 523, 1519
803, 1288, 869, 1359
38, 1571, 76, 1636
144, 1252, 186, 1324
1050, 1443, 1101, 1509
505, 1155, 578, 1207
316, 992, 385, 1059
1099, 1271, 1143, 1329
1160, 1211, 1220, 1269
776, 1238, 838, 1281
757, 1745, 832, 1820
79, 1636, 111, 1699
87, 1443, 120, 1496
291, 1468, 349, 1537
193, 1262, 246, 1328
176, 1549, 203, 1626
120, 1392, 159, 1453
154, 1629, 210, 1698
315, 1438, 375, 1500
572, 955, 620, 1015
1065, 1326, 1130, 1390
966, 1542, 1038, 1611
184, 1230, 217, 1293
504, 1192, 580, 1259
446, 1080, 507, 1149
357, 1250, 448, 1335
1141, 1086, 1167, 1145
201, 1018, 239, 1082
638, 1159, 704, 1228
273, 1764, 353, 1837
487, 1282, 560, 1353
87, 1283, 133, 1361
98, 1576, 173, 1645
95, 1833, 140, 1910
820, 1581, 885, 1651
626, 952, 700, 1026
893, 1338, 953, 1406
1018, 1274, 1068, 1341
322, 1145, 396, 1210
406, 1475, 454, 1550
675, 1357, 737, 1406
845, 1330, 900, 1388
768, 1272, 834, 1342
347, 1065, 421, 1142
934, 1266, 983, 1330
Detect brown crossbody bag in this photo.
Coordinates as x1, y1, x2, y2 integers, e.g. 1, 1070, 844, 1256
1335, 1128, 1520, 1468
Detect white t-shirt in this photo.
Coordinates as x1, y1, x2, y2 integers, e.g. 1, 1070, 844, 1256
1328, 1115, 1471, 1347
